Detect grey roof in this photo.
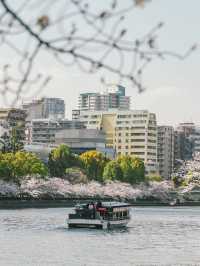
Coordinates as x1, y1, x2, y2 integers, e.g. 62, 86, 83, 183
101, 202, 131, 208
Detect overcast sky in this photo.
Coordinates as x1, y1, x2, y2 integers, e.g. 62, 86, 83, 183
1, 0, 200, 126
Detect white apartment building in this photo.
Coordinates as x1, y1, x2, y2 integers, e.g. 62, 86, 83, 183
78, 85, 130, 112
78, 109, 158, 173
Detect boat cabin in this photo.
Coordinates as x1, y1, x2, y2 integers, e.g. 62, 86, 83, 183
69, 201, 131, 221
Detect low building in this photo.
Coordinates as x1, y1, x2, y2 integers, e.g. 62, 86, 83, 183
26, 119, 86, 144
157, 126, 174, 179
55, 128, 114, 157
24, 128, 113, 162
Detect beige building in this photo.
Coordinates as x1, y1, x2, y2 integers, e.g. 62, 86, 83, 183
78, 109, 158, 173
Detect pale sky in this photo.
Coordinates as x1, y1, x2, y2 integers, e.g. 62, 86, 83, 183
0, 0, 200, 126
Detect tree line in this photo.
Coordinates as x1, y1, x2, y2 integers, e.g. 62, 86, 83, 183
0, 144, 159, 185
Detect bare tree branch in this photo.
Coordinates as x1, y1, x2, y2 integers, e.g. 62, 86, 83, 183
0, 0, 198, 106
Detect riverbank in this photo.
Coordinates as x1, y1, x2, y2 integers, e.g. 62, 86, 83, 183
1, 198, 200, 209
1, 178, 200, 209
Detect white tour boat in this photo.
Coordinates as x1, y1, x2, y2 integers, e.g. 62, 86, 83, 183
67, 201, 131, 229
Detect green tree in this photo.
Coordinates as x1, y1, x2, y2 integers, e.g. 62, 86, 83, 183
103, 160, 123, 182
80, 150, 109, 182
48, 144, 78, 177
131, 157, 145, 183
116, 155, 145, 184
12, 152, 48, 178
0, 151, 48, 184
7, 124, 25, 153
0, 152, 13, 180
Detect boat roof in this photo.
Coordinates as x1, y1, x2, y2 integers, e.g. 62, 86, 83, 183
75, 201, 131, 208
101, 202, 131, 208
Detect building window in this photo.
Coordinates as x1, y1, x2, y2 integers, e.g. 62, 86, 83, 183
132, 152, 145, 155
147, 152, 157, 156
131, 133, 145, 136
131, 139, 145, 142
148, 133, 156, 137
131, 145, 145, 149
147, 146, 156, 149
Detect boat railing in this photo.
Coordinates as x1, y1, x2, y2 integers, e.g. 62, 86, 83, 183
102, 215, 130, 221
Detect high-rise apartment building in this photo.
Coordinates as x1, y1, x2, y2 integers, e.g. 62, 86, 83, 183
23, 97, 65, 121
191, 127, 200, 154
157, 126, 174, 179
78, 109, 158, 173
77, 85, 130, 112
174, 123, 195, 165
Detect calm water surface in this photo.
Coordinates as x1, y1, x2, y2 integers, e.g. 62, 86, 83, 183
0, 207, 200, 266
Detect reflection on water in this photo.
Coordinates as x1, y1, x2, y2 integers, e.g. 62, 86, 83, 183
0, 207, 200, 265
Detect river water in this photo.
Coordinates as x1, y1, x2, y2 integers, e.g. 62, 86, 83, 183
0, 207, 200, 266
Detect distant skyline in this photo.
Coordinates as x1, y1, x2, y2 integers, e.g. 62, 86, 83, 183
0, 0, 199, 126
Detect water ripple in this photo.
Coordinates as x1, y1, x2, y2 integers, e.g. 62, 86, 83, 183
0, 207, 200, 265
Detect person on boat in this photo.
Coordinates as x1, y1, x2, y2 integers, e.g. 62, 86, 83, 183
96, 201, 102, 209
87, 202, 95, 219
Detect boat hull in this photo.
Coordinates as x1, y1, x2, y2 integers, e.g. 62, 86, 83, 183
67, 218, 129, 229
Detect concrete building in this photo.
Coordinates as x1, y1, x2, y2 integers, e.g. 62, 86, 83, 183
0, 108, 26, 143
191, 127, 200, 154
22, 97, 65, 121
26, 119, 85, 144
78, 109, 158, 173
72, 109, 80, 120
174, 123, 195, 165
157, 126, 174, 179
24, 127, 112, 161
55, 128, 114, 156
77, 85, 130, 112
